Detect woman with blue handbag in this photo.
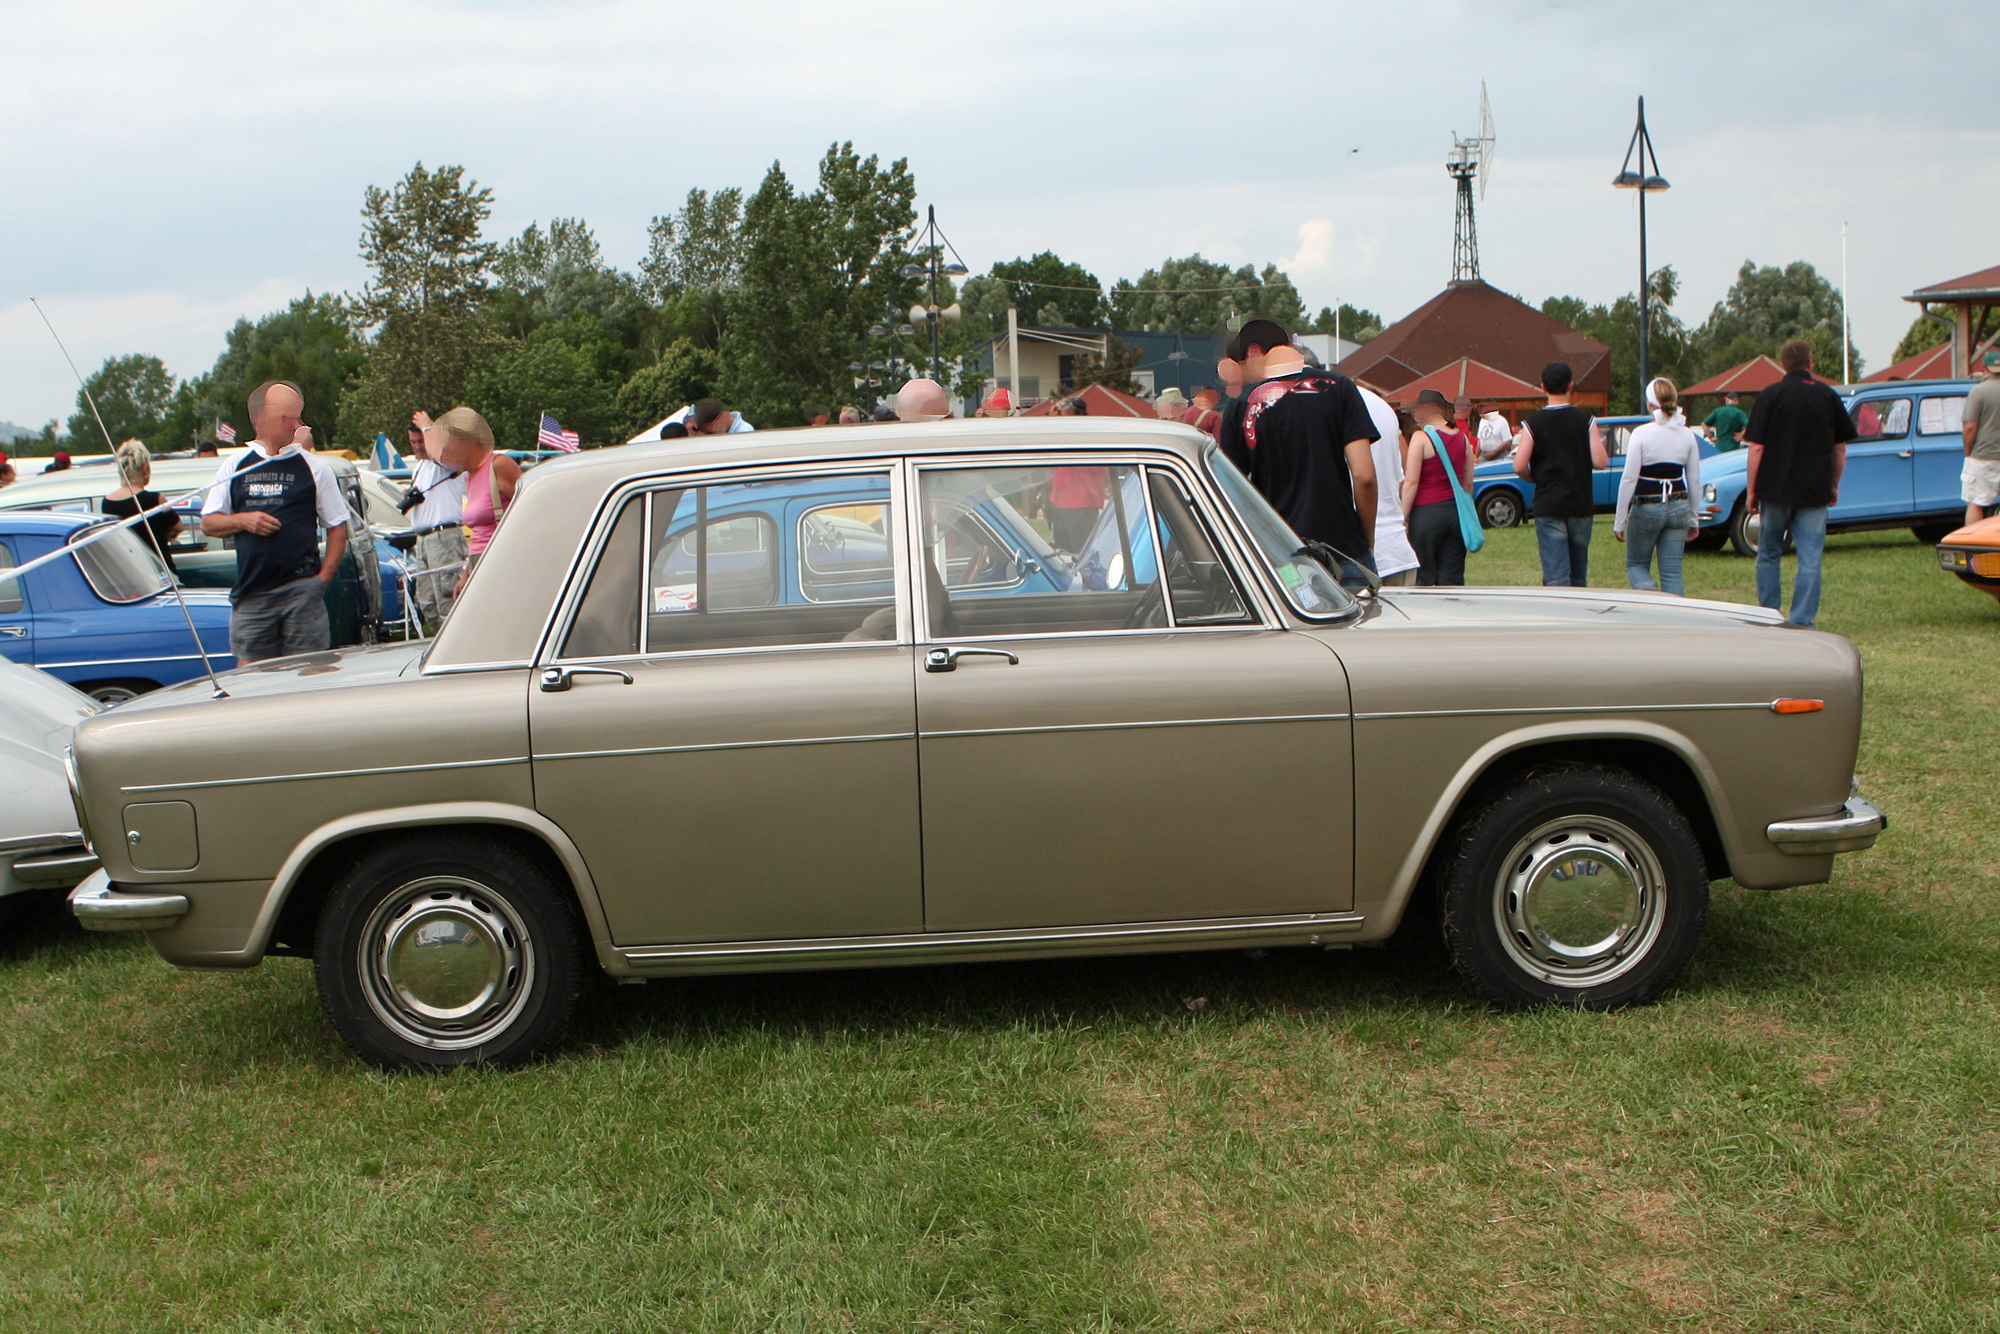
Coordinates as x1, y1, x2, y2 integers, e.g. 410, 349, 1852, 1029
1399, 389, 1483, 586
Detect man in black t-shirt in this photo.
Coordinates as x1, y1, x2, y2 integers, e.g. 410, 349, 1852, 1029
1741, 340, 1855, 629
1219, 322, 1379, 587
199, 381, 351, 662
1514, 361, 1609, 586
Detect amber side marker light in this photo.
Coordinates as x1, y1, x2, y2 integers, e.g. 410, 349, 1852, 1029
1772, 699, 1825, 714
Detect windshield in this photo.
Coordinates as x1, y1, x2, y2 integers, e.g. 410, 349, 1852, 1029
1203, 447, 1353, 618
69, 521, 174, 604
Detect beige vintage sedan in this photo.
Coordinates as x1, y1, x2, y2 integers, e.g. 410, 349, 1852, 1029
67, 420, 1884, 1070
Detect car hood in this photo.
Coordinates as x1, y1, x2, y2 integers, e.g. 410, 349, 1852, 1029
1374, 584, 1787, 631
1941, 514, 2000, 547
0, 660, 100, 839
1701, 449, 1749, 481
115, 638, 435, 712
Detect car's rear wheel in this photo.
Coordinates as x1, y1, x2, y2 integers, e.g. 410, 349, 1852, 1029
1479, 488, 1524, 529
76, 679, 152, 707
1438, 763, 1708, 1010
1911, 520, 1957, 545
314, 833, 583, 1071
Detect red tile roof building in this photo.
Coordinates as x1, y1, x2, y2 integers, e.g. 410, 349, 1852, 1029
1682, 355, 1834, 397
1861, 343, 1954, 383
1335, 280, 1611, 411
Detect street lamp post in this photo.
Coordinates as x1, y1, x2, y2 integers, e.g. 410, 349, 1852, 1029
1613, 97, 1670, 404
900, 205, 968, 377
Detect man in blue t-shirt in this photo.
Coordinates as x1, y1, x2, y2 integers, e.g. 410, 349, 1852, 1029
199, 381, 351, 662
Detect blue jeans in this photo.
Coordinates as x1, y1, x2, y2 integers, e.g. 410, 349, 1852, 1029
1755, 502, 1827, 628
1334, 548, 1377, 592
1535, 516, 1592, 587
1624, 498, 1691, 594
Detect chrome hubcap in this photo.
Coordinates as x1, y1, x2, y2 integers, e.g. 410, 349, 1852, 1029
358, 876, 533, 1049
1494, 816, 1665, 988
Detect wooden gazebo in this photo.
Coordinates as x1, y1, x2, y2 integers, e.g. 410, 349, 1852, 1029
1904, 265, 2000, 380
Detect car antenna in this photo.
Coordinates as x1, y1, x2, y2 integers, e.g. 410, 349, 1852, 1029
30, 297, 230, 699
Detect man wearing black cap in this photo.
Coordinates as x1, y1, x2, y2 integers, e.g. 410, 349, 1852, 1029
1219, 320, 1380, 587
1514, 361, 1608, 586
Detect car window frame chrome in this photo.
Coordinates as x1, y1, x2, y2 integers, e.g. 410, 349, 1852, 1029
1142, 464, 1260, 629
540, 459, 913, 669
1199, 444, 1362, 626
902, 448, 1281, 644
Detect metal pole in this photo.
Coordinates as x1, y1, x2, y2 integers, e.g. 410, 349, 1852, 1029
1841, 221, 1851, 384
1638, 179, 1650, 404
927, 206, 941, 371
1007, 306, 1021, 411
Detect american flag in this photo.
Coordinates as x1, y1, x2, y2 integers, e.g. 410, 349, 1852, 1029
538, 413, 581, 453
215, 418, 237, 444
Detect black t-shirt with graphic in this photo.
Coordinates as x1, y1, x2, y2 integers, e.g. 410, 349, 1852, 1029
1220, 371, 1379, 562
226, 454, 324, 600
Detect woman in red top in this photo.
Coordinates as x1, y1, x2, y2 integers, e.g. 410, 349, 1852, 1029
1399, 389, 1476, 586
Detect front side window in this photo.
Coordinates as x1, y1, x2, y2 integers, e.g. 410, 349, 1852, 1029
0, 542, 22, 615
558, 471, 900, 659
1204, 447, 1352, 619
919, 464, 1166, 637
1918, 396, 1966, 436
68, 523, 174, 605
1147, 472, 1255, 625
1851, 397, 1911, 441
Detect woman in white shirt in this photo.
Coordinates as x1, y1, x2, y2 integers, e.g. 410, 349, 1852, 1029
1614, 377, 1704, 594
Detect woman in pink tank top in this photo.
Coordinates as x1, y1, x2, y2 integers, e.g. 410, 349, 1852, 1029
1398, 389, 1475, 586
422, 407, 518, 597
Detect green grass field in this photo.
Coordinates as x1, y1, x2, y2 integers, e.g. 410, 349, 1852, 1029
4, 526, 1995, 1332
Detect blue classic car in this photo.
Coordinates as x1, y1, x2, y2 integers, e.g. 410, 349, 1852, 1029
1469, 416, 1724, 530
0, 512, 235, 704
1696, 381, 1973, 555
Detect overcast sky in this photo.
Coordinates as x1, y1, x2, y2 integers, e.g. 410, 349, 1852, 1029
3, 0, 1990, 428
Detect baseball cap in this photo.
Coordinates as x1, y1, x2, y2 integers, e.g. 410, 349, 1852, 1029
1984, 348, 2000, 370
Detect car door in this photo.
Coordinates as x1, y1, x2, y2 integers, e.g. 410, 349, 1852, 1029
1835, 396, 1915, 520
0, 539, 33, 665
911, 458, 1353, 933
1914, 393, 1969, 514
529, 468, 922, 946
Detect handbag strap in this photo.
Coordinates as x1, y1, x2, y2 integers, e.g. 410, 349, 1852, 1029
1421, 426, 1471, 501
486, 452, 506, 516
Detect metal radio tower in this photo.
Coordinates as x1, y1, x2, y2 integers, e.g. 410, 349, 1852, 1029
1447, 83, 1496, 285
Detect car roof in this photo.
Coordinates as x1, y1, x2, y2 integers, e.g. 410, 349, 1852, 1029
0, 509, 95, 536
1846, 379, 1975, 399
524, 417, 1214, 490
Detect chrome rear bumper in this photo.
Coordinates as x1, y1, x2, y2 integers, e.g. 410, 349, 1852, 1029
68, 869, 191, 932
1767, 794, 1886, 855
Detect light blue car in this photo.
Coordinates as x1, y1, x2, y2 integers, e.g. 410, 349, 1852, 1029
1697, 381, 1973, 555
1470, 416, 1709, 530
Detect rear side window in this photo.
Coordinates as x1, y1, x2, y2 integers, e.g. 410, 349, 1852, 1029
1918, 396, 1966, 436
558, 472, 900, 659
0, 543, 21, 615
69, 523, 174, 604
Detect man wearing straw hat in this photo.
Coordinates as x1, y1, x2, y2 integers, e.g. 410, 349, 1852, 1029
200, 380, 350, 662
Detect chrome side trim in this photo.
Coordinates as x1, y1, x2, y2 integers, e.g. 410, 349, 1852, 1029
420, 659, 532, 676
535, 731, 912, 763
69, 869, 189, 932
924, 712, 1349, 741
620, 911, 1367, 970
1354, 701, 1774, 722
0, 830, 86, 854
36, 653, 226, 670
120, 755, 528, 794
1767, 795, 1886, 855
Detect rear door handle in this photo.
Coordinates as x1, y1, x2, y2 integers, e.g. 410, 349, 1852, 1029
1897, 449, 1914, 458
924, 646, 1020, 673
0, 626, 25, 638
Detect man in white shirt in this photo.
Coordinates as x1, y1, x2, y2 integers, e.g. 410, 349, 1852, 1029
401, 413, 468, 631
1359, 385, 1420, 585
635, 399, 755, 441
1476, 406, 1514, 460
199, 381, 351, 662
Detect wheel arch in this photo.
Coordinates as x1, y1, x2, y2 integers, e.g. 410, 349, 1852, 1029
249, 803, 622, 975
1372, 722, 1737, 937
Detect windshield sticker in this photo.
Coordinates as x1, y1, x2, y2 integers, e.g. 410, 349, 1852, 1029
1277, 563, 1303, 588
1294, 583, 1321, 609
652, 584, 698, 614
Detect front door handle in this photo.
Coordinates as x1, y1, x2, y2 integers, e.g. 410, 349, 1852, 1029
1897, 449, 1914, 458
538, 665, 635, 692
924, 646, 1020, 673
0, 626, 25, 638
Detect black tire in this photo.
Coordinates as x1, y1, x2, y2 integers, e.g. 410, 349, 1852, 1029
313, 832, 583, 1071
1687, 523, 1729, 552
1479, 488, 1524, 529
1438, 763, 1709, 1011
76, 679, 154, 707
1727, 501, 1757, 558
1911, 520, 1957, 545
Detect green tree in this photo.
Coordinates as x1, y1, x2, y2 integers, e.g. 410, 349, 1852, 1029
68, 354, 175, 449
1691, 260, 1860, 383
721, 143, 918, 426
1108, 256, 1306, 335
342, 162, 499, 444
1892, 313, 1952, 364
1542, 266, 1695, 414
491, 218, 651, 365
203, 293, 367, 444
975, 253, 1106, 332
613, 341, 723, 441
1305, 303, 1383, 342
640, 188, 745, 347
464, 313, 623, 451
1067, 335, 1141, 394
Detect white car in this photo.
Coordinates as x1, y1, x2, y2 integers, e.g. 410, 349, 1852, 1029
0, 658, 101, 915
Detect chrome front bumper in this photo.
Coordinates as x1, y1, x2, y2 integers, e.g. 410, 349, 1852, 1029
1767, 794, 1886, 855
0, 831, 97, 893
68, 869, 191, 932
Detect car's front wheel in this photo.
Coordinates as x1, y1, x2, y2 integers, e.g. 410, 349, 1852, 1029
1479, 487, 1524, 529
1438, 763, 1708, 1010
314, 832, 583, 1071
